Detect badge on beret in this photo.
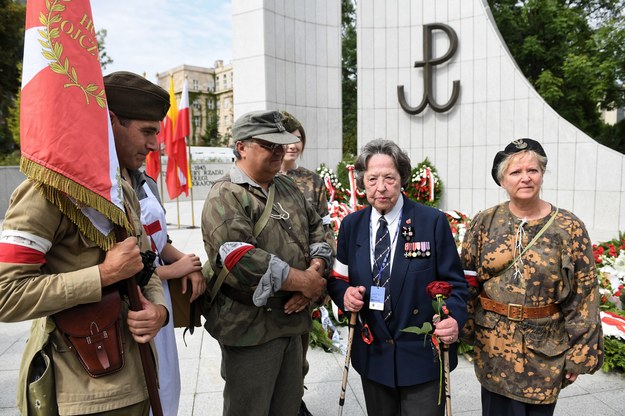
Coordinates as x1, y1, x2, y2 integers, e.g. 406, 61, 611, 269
512, 139, 528, 150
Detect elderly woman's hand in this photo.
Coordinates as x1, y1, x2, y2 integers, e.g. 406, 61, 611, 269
343, 286, 366, 312
433, 315, 459, 344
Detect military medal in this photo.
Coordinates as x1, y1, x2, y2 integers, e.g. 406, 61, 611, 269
404, 242, 418, 257
401, 225, 414, 242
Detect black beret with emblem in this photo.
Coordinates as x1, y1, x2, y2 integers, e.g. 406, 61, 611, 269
104, 71, 170, 121
491, 138, 547, 185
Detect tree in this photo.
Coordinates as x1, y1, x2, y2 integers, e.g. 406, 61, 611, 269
1, 18, 114, 163
0, 0, 26, 154
96, 29, 114, 70
488, 0, 625, 153
342, 0, 357, 157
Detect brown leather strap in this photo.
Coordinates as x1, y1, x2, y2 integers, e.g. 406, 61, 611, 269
478, 293, 559, 321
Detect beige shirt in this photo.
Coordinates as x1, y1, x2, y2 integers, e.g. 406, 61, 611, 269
0, 179, 166, 415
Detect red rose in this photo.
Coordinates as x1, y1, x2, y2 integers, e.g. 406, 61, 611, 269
426, 281, 453, 299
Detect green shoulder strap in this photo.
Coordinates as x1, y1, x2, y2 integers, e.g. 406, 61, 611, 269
501, 207, 559, 275
208, 184, 275, 303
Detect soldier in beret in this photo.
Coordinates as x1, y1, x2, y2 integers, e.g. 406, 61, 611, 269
460, 138, 603, 415
0, 72, 171, 415
201, 109, 333, 416
104, 71, 207, 416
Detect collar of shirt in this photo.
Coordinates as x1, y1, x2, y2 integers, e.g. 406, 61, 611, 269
229, 162, 270, 196
369, 195, 404, 270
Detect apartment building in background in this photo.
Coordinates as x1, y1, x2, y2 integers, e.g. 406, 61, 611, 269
156, 60, 234, 146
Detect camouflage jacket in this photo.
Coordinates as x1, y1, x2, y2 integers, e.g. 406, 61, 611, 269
201, 164, 333, 346
460, 202, 603, 404
280, 166, 336, 256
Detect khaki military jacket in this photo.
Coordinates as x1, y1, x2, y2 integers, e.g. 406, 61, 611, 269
460, 202, 603, 404
201, 165, 332, 346
0, 179, 166, 415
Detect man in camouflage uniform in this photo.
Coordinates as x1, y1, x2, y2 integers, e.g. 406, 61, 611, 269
201, 110, 332, 416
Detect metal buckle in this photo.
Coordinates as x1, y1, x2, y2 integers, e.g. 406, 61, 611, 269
507, 303, 524, 321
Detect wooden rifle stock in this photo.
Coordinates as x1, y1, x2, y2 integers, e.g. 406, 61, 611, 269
115, 227, 163, 416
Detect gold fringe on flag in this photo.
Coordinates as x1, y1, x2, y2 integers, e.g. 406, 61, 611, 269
21, 157, 133, 250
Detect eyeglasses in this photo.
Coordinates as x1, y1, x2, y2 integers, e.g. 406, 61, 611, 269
251, 139, 284, 153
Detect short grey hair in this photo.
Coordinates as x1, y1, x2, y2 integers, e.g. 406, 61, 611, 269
495, 150, 548, 184
232, 140, 251, 160
354, 139, 412, 189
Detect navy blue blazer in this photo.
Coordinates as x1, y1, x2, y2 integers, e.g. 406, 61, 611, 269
328, 195, 468, 388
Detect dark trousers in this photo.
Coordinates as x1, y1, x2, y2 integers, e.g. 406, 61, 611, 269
220, 336, 303, 416
360, 377, 445, 416
481, 386, 557, 416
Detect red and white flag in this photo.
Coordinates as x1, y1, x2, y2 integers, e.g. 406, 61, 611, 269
601, 311, 625, 340
165, 77, 191, 199
19, 0, 130, 249
145, 125, 164, 180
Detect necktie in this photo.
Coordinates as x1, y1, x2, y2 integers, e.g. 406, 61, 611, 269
374, 216, 392, 320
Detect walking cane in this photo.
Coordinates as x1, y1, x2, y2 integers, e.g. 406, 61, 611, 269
443, 344, 452, 416
338, 312, 358, 416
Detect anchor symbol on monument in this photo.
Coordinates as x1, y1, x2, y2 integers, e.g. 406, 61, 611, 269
397, 23, 461, 115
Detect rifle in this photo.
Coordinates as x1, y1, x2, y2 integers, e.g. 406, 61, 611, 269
114, 227, 163, 416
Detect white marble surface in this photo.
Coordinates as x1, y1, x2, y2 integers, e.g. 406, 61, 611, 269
232, 0, 343, 173
358, 0, 625, 242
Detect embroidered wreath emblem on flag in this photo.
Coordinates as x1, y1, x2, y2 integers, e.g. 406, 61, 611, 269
38, 0, 106, 107
20, 0, 130, 249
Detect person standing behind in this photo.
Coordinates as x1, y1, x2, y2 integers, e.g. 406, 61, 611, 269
327, 139, 467, 416
460, 138, 603, 416
201, 110, 333, 416
0, 72, 169, 415
279, 110, 335, 416
104, 71, 207, 416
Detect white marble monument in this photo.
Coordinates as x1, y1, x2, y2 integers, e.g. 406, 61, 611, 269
232, 0, 624, 241
358, 0, 624, 241
232, 0, 343, 171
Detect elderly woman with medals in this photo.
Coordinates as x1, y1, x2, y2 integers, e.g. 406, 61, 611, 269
460, 138, 603, 416
328, 139, 467, 416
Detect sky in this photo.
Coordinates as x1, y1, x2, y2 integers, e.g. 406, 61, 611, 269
90, 0, 232, 82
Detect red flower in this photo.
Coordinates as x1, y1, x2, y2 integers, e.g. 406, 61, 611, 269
609, 244, 617, 257
426, 281, 453, 299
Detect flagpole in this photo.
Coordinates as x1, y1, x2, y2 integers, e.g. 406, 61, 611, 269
114, 226, 163, 416
158, 145, 164, 199
176, 197, 181, 229
187, 142, 195, 228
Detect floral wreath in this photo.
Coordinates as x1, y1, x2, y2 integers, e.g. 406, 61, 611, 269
403, 158, 443, 208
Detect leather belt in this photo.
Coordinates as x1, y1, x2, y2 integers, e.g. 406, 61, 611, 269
220, 284, 290, 309
478, 293, 559, 321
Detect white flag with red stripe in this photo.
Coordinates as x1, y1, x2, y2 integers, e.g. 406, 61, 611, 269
19, 0, 130, 249
601, 311, 625, 340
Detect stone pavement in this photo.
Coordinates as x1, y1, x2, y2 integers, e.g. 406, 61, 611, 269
1, 200, 624, 415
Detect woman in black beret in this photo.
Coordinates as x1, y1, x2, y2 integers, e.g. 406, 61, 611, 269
460, 138, 603, 416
